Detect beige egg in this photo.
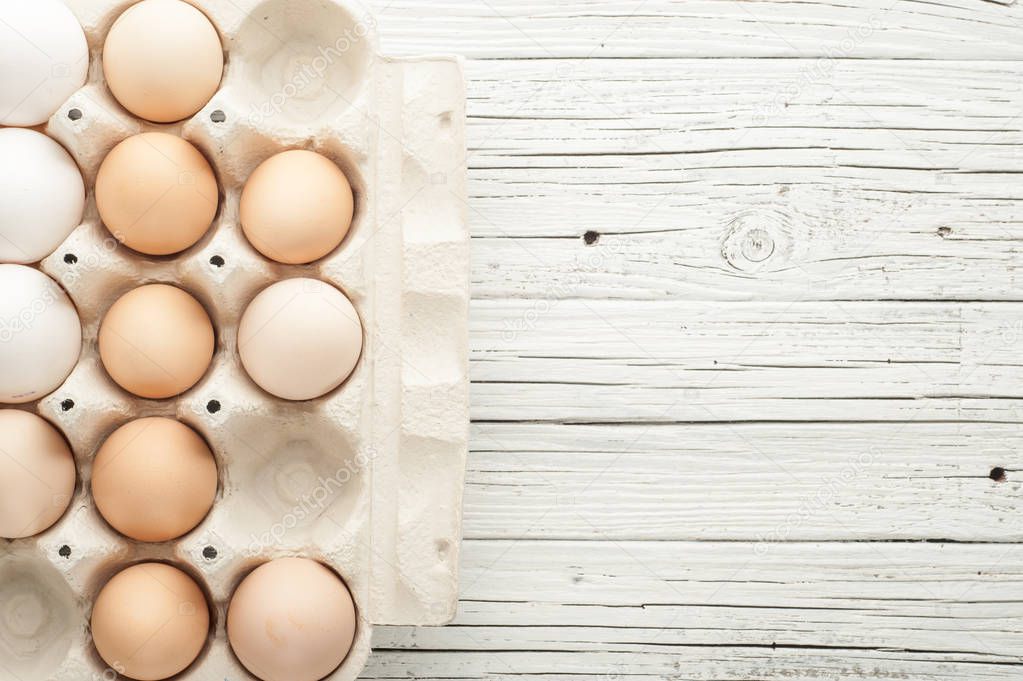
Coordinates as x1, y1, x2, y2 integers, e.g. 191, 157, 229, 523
103, 0, 223, 123
227, 558, 357, 681
0, 410, 75, 539
96, 133, 218, 256
92, 562, 209, 681
99, 285, 215, 399
240, 150, 355, 265
92, 418, 217, 542
238, 278, 363, 401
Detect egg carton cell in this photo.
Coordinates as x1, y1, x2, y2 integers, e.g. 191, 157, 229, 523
0, 551, 79, 680
1, 0, 468, 679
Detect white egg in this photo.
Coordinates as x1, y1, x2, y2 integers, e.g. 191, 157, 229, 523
0, 265, 81, 403
0, 0, 89, 127
0, 129, 85, 264
239, 278, 363, 401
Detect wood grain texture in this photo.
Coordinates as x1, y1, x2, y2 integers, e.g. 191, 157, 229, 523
373, 0, 1023, 59
364, 541, 1023, 679
364, 0, 1023, 678
466, 59, 1023, 301
471, 299, 1023, 423
464, 422, 1021, 541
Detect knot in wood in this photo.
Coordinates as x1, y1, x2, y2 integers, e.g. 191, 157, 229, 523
740, 228, 775, 263
721, 212, 791, 273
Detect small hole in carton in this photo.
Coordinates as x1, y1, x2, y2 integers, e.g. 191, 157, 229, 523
209, 255, 225, 268
206, 399, 221, 414
210, 109, 226, 123
60, 399, 74, 412
202, 546, 218, 560
58, 545, 71, 558
67, 108, 82, 121
63, 253, 77, 264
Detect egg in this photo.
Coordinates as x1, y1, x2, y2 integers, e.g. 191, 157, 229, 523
92, 418, 217, 542
103, 0, 223, 123
0, 265, 82, 403
227, 558, 357, 681
95, 133, 218, 256
0, 0, 88, 127
0, 129, 85, 264
92, 562, 209, 681
99, 284, 214, 399
0, 410, 75, 539
240, 150, 355, 265
238, 279, 363, 401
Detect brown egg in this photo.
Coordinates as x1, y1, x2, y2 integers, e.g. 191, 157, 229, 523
99, 285, 214, 399
0, 410, 75, 539
96, 133, 218, 256
92, 418, 217, 542
240, 150, 354, 265
227, 558, 357, 681
92, 562, 209, 681
103, 0, 224, 123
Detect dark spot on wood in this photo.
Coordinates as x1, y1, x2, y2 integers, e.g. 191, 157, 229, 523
937, 226, 952, 238
63, 253, 77, 264
206, 399, 221, 414
58, 545, 71, 558
68, 108, 82, 121
990, 467, 1007, 482
583, 231, 600, 245
202, 546, 218, 560
60, 399, 74, 411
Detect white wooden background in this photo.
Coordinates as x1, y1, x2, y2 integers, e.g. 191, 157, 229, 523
361, 1, 1023, 679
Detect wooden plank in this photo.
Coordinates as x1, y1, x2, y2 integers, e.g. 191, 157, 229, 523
363, 540, 1023, 679
364, 650, 1022, 681
370, 0, 1023, 59
470, 299, 1023, 423
355, 4, 1023, 680
464, 421, 1022, 541
461, 58, 1023, 301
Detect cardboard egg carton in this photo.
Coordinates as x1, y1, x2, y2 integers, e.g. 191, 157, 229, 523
0, 1, 468, 679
